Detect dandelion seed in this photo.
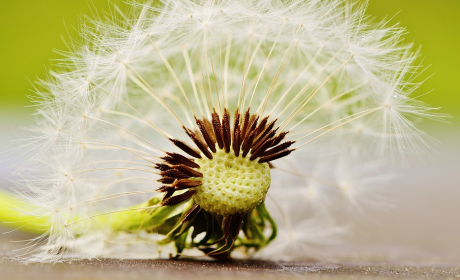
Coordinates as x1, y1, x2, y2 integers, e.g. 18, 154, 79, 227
9, 0, 441, 262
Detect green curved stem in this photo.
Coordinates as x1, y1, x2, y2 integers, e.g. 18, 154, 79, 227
0, 191, 50, 234
0, 191, 183, 236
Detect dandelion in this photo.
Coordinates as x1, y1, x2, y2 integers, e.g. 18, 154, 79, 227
8, 0, 440, 262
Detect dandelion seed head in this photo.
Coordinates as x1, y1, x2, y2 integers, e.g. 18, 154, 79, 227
11, 0, 441, 261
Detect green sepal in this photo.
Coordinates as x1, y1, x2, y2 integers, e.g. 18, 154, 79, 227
174, 228, 189, 255
255, 202, 277, 244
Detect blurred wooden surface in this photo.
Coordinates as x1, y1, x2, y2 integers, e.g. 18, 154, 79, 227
1, 253, 459, 280
1, 227, 459, 280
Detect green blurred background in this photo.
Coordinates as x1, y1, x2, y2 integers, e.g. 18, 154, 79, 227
0, 0, 459, 127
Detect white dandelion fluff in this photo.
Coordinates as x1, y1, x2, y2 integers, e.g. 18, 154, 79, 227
10, 0, 440, 262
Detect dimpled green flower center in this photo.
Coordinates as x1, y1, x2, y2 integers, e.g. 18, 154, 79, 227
193, 149, 271, 217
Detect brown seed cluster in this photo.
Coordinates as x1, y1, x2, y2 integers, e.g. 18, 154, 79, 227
153, 107, 295, 250
155, 107, 294, 206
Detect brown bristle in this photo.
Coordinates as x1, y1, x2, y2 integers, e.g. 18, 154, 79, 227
249, 114, 258, 129
232, 109, 241, 156
193, 128, 205, 144
157, 185, 174, 193
258, 149, 294, 163
241, 127, 252, 151
188, 130, 213, 160
241, 130, 256, 158
203, 117, 216, 143
222, 108, 231, 153
170, 138, 201, 159
161, 190, 196, 206
254, 119, 277, 143
249, 115, 259, 130
232, 109, 241, 140
262, 141, 295, 157
269, 131, 288, 148
251, 130, 276, 154
155, 163, 172, 172
163, 189, 176, 200
244, 115, 259, 146
183, 126, 193, 137
240, 108, 251, 141
157, 177, 176, 184
163, 153, 200, 169
268, 128, 279, 139
252, 128, 278, 152
196, 118, 216, 153
249, 137, 275, 161
233, 128, 241, 157
212, 112, 224, 149
223, 216, 233, 240
255, 116, 269, 138
167, 108, 294, 182
161, 169, 192, 179
173, 179, 202, 190
172, 164, 203, 178
266, 118, 277, 132
230, 214, 244, 240
181, 204, 201, 223
242, 114, 259, 147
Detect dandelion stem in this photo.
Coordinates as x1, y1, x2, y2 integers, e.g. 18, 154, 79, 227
64, 204, 161, 227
